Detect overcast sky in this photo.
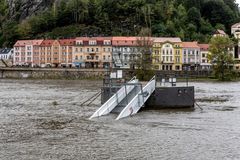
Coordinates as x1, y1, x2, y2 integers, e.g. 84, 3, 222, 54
237, 0, 240, 6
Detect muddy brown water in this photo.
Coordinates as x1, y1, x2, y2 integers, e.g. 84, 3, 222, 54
0, 79, 240, 160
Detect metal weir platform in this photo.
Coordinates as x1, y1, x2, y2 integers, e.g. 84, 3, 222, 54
90, 76, 156, 120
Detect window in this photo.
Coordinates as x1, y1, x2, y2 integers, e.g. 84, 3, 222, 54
103, 55, 106, 60
27, 52, 31, 56
96, 56, 99, 60
27, 46, 31, 50
103, 48, 106, 52
80, 56, 82, 60
75, 48, 78, 52
75, 56, 78, 60
108, 48, 111, 52
89, 40, 97, 45
96, 48, 99, 52
76, 41, 83, 45
87, 48, 89, 52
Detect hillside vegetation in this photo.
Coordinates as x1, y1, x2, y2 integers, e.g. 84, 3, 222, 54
0, 0, 239, 47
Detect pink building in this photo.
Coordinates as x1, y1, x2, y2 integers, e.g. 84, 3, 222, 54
13, 40, 43, 67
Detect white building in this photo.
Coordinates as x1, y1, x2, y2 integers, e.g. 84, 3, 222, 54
198, 44, 212, 71
182, 42, 201, 71
231, 23, 240, 71
112, 37, 140, 69
0, 48, 13, 60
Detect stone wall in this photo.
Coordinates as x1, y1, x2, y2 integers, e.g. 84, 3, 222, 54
0, 68, 106, 79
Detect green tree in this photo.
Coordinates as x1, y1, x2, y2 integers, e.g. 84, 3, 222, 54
209, 36, 235, 81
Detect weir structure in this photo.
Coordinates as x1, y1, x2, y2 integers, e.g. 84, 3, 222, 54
90, 69, 195, 120
90, 75, 156, 120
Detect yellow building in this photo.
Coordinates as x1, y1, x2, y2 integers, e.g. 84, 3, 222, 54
152, 37, 182, 71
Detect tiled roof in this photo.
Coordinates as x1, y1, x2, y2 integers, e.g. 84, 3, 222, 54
14, 40, 32, 47
0, 48, 13, 54
32, 40, 44, 46
153, 37, 182, 43
76, 37, 112, 41
58, 39, 75, 46
198, 44, 209, 51
40, 40, 55, 46
112, 37, 139, 46
182, 42, 200, 48
14, 40, 43, 47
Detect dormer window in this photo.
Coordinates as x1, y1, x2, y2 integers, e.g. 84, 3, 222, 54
76, 41, 83, 45
89, 40, 97, 45
104, 40, 111, 45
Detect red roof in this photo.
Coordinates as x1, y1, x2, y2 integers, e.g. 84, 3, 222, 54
58, 39, 75, 46
40, 40, 55, 46
112, 37, 139, 46
198, 44, 209, 51
182, 42, 200, 48
14, 40, 44, 47
76, 37, 112, 41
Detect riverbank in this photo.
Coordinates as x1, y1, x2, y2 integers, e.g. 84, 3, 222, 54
0, 68, 107, 80
0, 67, 239, 82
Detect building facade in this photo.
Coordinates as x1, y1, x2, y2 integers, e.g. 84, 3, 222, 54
112, 37, 140, 69
0, 48, 13, 60
198, 44, 211, 71
73, 37, 112, 68
14, 40, 43, 67
59, 39, 75, 67
182, 42, 201, 71
152, 37, 182, 71
231, 23, 240, 71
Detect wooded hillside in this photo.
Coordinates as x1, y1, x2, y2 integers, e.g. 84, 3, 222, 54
0, 0, 239, 47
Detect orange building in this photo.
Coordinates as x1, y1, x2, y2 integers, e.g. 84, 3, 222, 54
59, 39, 75, 67
40, 40, 63, 67
73, 37, 112, 68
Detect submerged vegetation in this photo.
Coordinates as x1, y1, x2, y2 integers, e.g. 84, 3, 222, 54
0, 0, 240, 47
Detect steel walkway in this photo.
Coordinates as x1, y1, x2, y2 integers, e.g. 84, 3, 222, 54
90, 76, 156, 120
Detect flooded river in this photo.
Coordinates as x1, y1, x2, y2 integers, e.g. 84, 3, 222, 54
0, 79, 239, 160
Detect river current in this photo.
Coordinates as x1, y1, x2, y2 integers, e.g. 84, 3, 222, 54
0, 79, 239, 160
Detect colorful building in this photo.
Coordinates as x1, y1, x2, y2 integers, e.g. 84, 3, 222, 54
182, 42, 201, 71
152, 37, 182, 71
198, 44, 211, 71
59, 39, 75, 67
112, 37, 141, 69
13, 40, 43, 67
73, 37, 112, 68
